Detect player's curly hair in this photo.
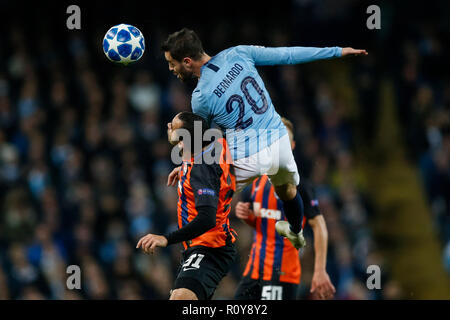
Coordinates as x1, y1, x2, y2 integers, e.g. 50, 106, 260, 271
161, 28, 205, 61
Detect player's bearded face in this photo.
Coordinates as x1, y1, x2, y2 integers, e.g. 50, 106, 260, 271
175, 64, 193, 82
165, 52, 194, 82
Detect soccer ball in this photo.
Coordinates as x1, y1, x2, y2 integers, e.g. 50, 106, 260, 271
102, 24, 145, 65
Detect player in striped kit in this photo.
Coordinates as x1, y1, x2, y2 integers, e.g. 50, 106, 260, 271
137, 112, 237, 300
234, 118, 335, 300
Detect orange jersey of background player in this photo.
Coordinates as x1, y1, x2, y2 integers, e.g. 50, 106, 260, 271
240, 175, 318, 284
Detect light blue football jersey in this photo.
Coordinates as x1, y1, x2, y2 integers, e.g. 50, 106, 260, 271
191, 45, 342, 160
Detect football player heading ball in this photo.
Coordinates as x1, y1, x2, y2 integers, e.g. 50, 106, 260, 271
163, 28, 367, 250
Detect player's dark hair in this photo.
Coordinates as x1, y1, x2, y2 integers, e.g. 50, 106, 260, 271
161, 28, 204, 61
176, 112, 210, 154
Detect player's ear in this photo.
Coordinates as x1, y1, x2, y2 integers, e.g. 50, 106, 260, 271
182, 57, 192, 66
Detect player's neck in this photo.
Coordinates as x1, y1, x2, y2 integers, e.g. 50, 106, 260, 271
194, 54, 211, 78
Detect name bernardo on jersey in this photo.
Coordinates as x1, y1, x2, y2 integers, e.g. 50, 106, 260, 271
213, 63, 244, 98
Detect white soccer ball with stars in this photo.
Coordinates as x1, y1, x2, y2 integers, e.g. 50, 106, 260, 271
102, 23, 145, 65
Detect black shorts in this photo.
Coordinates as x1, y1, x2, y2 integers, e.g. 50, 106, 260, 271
173, 244, 237, 300
234, 275, 299, 300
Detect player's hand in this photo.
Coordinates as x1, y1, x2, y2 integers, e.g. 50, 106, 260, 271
310, 270, 336, 299
136, 234, 168, 254
167, 166, 181, 186
341, 47, 368, 57
235, 202, 253, 219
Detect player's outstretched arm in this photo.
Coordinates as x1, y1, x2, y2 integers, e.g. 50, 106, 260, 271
341, 47, 368, 57
136, 206, 217, 254
236, 45, 367, 66
308, 215, 336, 299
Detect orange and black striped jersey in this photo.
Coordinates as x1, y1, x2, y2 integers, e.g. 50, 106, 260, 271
241, 175, 320, 284
176, 138, 236, 250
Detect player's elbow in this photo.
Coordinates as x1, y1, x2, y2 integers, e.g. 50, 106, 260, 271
313, 224, 328, 243
309, 215, 328, 238
319, 224, 328, 241
198, 206, 217, 230
205, 216, 216, 230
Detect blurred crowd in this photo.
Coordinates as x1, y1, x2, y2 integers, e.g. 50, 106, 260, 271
391, 10, 450, 273
2, 0, 447, 300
